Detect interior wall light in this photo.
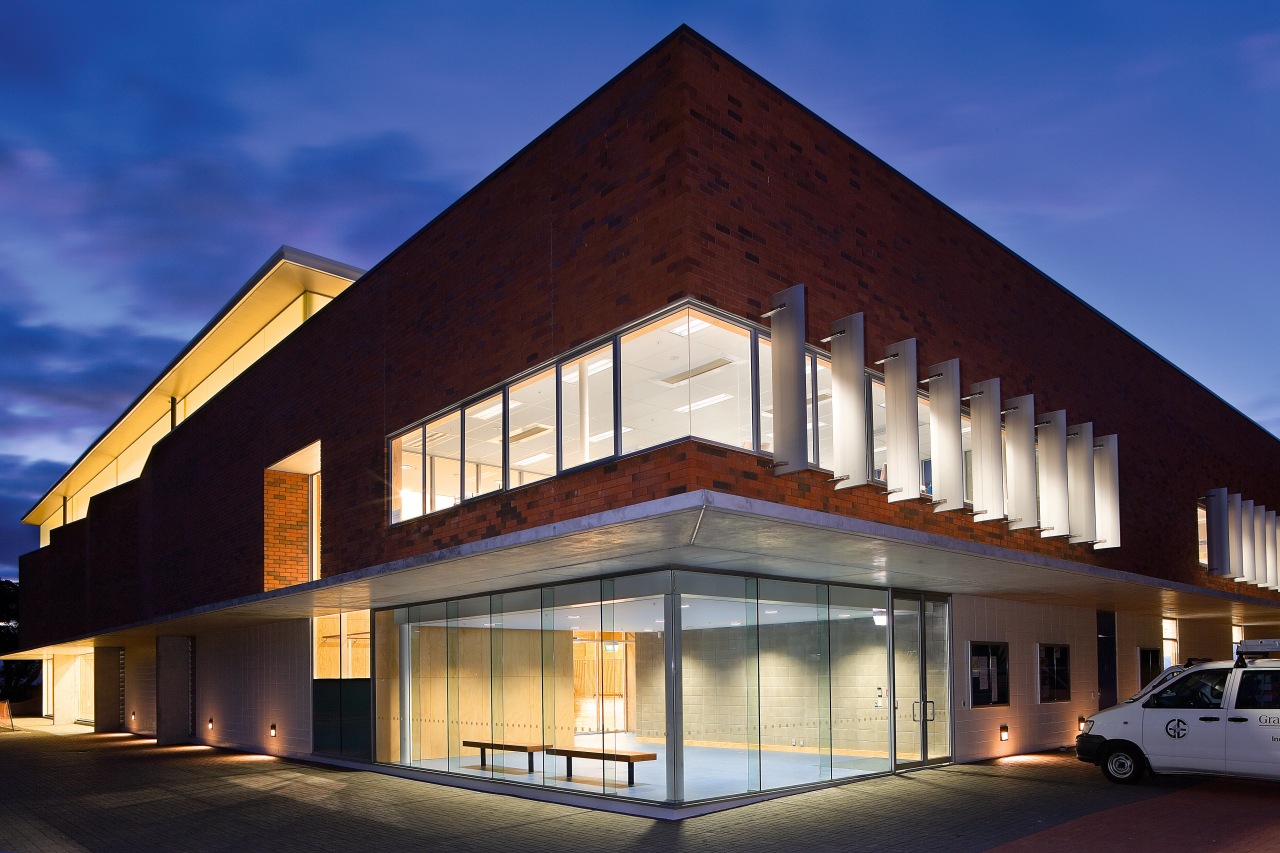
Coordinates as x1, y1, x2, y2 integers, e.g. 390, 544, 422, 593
270, 723, 277, 738
999, 724, 1010, 742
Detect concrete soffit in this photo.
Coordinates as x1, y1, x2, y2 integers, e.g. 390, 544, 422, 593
10, 489, 1280, 660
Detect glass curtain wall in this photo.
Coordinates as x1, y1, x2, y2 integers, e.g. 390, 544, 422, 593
374, 571, 905, 803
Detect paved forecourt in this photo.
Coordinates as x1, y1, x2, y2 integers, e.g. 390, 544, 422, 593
1, 722, 1278, 853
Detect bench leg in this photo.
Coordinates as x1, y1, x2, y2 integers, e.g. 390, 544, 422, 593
528, 752, 535, 773
478, 747, 487, 768
565, 755, 572, 778
628, 762, 635, 786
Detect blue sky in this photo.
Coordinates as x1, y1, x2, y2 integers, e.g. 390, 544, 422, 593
2, 1, 1278, 580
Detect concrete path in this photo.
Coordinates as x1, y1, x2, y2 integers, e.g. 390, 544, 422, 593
1, 725, 1278, 852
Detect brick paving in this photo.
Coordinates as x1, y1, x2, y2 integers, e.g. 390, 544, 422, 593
2, 725, 1278, 852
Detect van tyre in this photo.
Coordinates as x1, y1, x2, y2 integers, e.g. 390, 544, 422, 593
1102, 745, 1146, 784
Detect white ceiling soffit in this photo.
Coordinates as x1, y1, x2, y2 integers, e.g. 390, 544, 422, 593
10, 489, 1280, 660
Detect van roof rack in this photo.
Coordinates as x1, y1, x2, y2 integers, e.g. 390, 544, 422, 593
1235, 639, 1280, 667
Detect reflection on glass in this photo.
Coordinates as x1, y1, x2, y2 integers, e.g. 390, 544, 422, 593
758, 336, 773, 454
816, 357, 833, 469
464, 395, 503, 499
424, 412, 461, 511
561, 345, 615, 469
621, 309, 752, 454
391, 428, 424, 522
679, 572, 759, 799
829, 587, 891, 777
871, 378, 886, 480
508, 369, 556, 487
758, 580, 830, 789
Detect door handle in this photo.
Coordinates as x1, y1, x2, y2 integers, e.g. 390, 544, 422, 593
912, 700, 921, 722
1198, 716, 1220, 722
1228, 717, 1249, 723
926, 700, 936, 722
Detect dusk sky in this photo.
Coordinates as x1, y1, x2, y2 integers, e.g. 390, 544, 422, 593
2, 2, 1278, 581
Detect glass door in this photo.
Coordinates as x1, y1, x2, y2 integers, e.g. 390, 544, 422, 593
893, 593, 951, 769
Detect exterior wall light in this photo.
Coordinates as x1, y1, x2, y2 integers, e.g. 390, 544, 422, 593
208, 718, 214, 730
270, 723, 277, 738
1078, 716, 1087, 733
131, 711, 136, 722
999, 724, 1009, 742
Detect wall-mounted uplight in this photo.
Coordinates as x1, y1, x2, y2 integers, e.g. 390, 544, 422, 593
208, 718, 214, 731
131, 711, 136, 722
270, 723, 277, 738
1078, 716, 1087, 733
999, 724, 1009, 742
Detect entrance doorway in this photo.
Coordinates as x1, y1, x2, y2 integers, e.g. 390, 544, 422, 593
893, 593, 950, 769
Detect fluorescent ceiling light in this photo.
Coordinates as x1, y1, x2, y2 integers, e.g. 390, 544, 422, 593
515, 452, 552, 466
660, 357, 733, 385
561, 358, 612, 382
424, 431, 454, 448
668, 317, 710, 336
474, 401, 519, 421
589, 427, 632, 443
764, 609, 778, 615
509, 424, 550, 443
676, 393, 733, 413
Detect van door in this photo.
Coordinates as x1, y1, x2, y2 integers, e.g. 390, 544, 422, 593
1141, 668, 1229, 772
1224, 668, 1280, 778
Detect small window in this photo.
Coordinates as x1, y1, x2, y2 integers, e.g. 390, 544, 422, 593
970, 642, 1009, 707
1139, 647, 1163, 688
1162, 618, 1179, 669
1038, 644, 1071, 703
1145, 668, 1229, 710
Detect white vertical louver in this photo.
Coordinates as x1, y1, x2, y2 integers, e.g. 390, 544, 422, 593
769, 285, 808, 475
829, 313, 867, 488
1036, 410, 1069, 538
883, 339, 921, 502
1229, 493, 1244, 579
1093, 434, 1121, 549
1253, 505, 1268, 586
926, 358, 963, 513
1241, 499, 1256, 583
1004, 394, 1037, 530
1267, 510, 1278, 589
1204, 487, 1229, 573
1067, 422, 1096, 544
969, 379, 1004, 522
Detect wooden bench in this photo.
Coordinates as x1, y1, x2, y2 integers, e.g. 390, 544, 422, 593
461, 740, 550, 773
546, 746, 657, 786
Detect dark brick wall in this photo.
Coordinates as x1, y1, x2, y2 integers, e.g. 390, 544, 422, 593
19, 27, 1280, 648
264, 471, 309, 591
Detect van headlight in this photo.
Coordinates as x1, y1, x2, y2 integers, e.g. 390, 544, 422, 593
1080, 719, 1095, 735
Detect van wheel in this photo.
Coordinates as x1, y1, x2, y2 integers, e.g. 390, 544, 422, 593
1102, 745, 1146, 784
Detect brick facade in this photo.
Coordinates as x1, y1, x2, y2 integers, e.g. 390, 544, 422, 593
263, 471, 310, 591
19, 27, 1280, 648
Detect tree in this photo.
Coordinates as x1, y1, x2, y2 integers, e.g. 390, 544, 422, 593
0, 580, 40, 703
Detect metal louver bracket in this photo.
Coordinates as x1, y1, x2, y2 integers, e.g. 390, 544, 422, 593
926, 359, 963, 512
1036, 410, 1069, 539
883, 339, 921, 503
1093, 434, 1121, 550
829, 313, 867, 488
767, 285, 807, 475
1067, 422, 1096, 544
1004, 394, 1037, 530
969, 379, 1004, 523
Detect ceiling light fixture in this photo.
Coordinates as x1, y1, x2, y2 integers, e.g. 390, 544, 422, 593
562, 359, 613, 382
515, 452, 552, 466
676, 393, 733, 413
669, 317, 710, 337
660, 357, 733, 385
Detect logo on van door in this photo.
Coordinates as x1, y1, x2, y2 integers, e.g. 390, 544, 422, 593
1165, 718, 1188, 739
1259, 715, 1280, 726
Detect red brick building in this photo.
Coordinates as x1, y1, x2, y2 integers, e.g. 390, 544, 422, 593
9, 27, 1280, 816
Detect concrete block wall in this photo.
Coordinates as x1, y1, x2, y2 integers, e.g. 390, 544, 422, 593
124, 641, 157, 736
950, 595, 1099, 762
194, 619, 311, 757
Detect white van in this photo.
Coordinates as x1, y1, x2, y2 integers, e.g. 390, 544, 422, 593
1077, 641, 1280, 783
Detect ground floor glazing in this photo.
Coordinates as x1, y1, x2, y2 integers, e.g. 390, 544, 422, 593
371, 570, 951, 803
